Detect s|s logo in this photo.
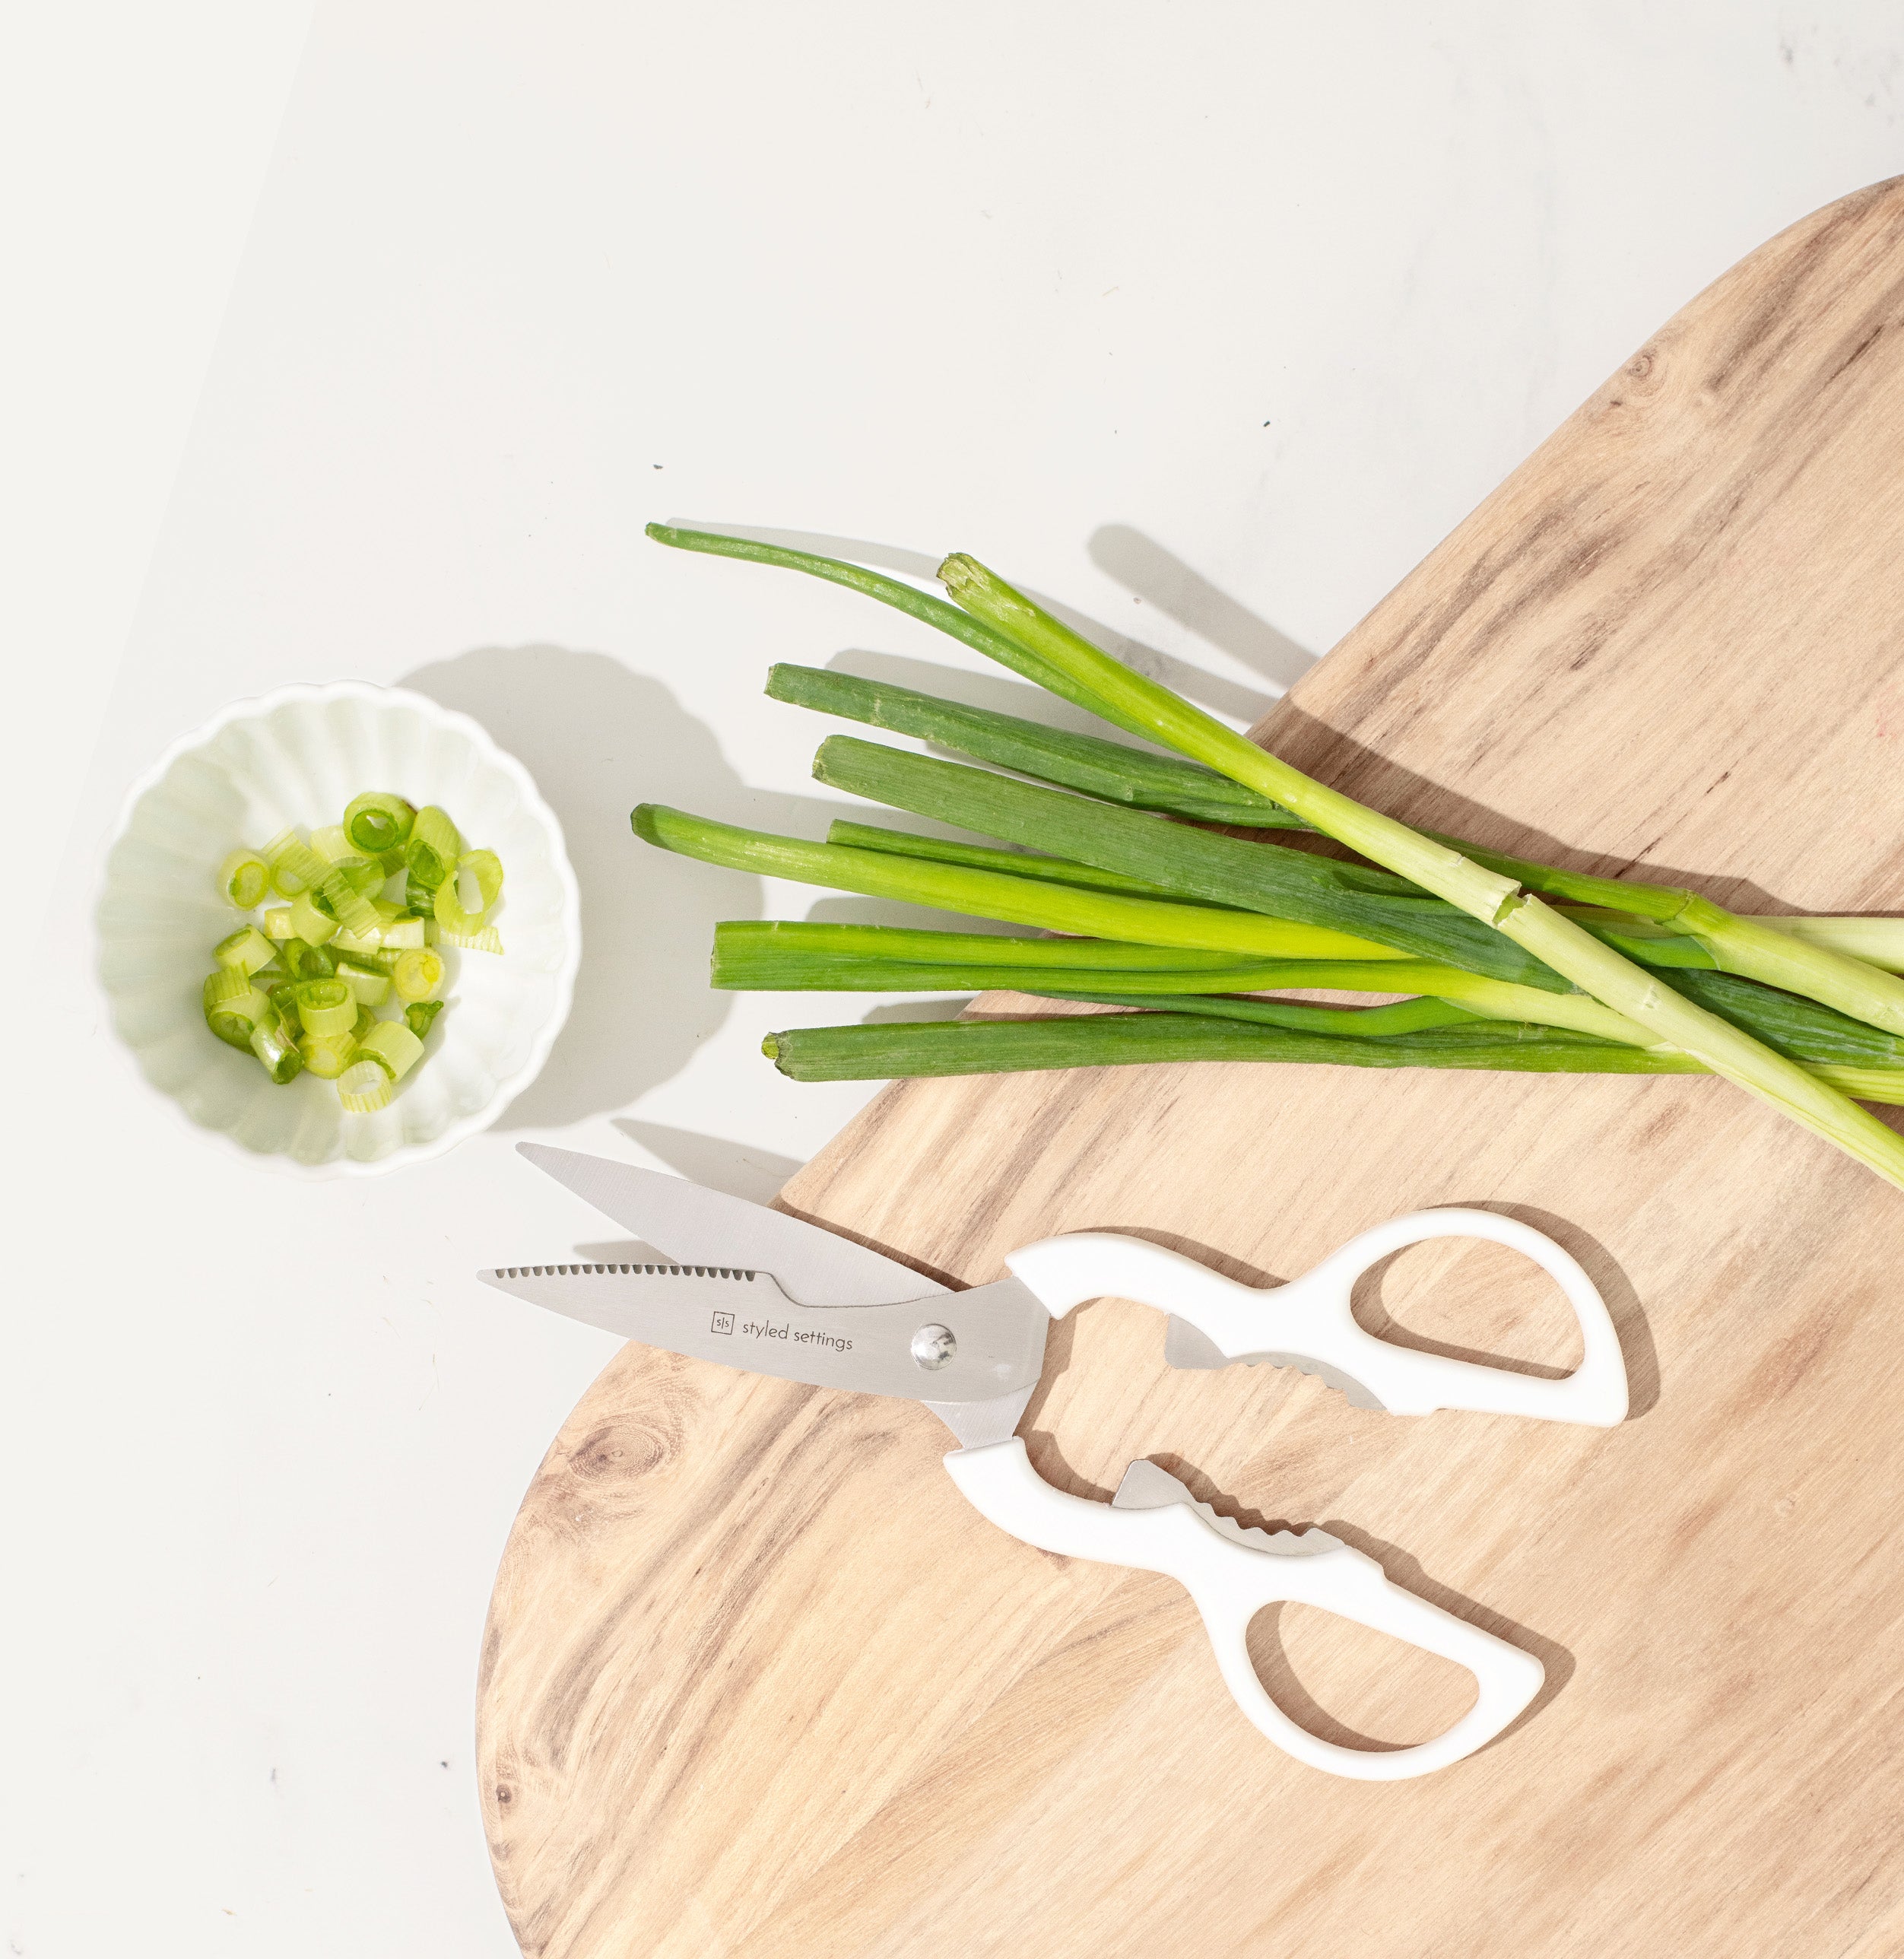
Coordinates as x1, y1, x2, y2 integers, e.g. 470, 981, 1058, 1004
710, 1311, 735, 1335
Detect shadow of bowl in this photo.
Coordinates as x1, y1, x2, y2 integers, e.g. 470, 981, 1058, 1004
401, 644, 757, 1129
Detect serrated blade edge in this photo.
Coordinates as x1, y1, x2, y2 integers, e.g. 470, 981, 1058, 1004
1111, 1458, 1342, 1557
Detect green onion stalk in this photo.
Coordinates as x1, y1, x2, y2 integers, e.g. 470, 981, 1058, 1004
756, 1009, 1904, 1104
714, 919, 1274, 973
705, 913, 1645, 1043
762, 1014, 1696, 1084
643, 525, 1165, 744
632, 805, 1406, 965
1765, 916, 1904, 973
825, 818, 1189, 900
1035, 992, 1904, 1097
712, 922, 1904, 1073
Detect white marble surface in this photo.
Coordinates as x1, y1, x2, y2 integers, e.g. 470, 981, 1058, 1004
11, 5, 1904, 1954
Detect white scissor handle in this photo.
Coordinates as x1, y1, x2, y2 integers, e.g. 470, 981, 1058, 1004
1004, 1208, 1627, 1425
944, 1440, 1542, 1780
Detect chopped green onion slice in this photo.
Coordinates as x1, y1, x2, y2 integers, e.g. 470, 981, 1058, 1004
458, 849, 503, 915
353, 1002, 377, 1039
295, 977, 356, 1038
249, 1012, 304, 1084
434, 848, 503, 935
327, 855, 386, 898
268, 834, 328, 897
328, 922, 385, 958
204, 977, 271, 1049
380, 916, 426, 950
392, 947, 445, 1002
357, 1018, 424, 1081
432, 888, 481, 935
205, 1008, 264, 1049
297, 1031, 357, 1079
265, 980, 303, 1029
261, 828, 313, 896
219, 849, 271, 909
345, 791, 416, 856
436, 924, 503, 954
202, 969, 269, 1049
404, 873, 436, 918
213, 926, 278, 976
335, 959, 393, 1007
335, 1059, 394, 1113
203, 967, 253, 1011
278, 937, 337, 982
370, 896, 405, 925
405, 805, 463, 887
317, 865, 381, 936
405, 999, 445, 1040
262, 906, 296, 939
288, 889, 338, 946
310, 824, 356, 864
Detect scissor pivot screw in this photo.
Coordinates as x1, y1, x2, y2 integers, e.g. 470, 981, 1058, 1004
911, 1323, 957, 1370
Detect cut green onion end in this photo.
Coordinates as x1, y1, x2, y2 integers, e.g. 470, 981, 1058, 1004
392, 948, 445, 1002
344, 791, 417, 856
335, 1059, 394, 1113
335, 960, 393, 1007
357, 1019, 424, 1081
404, 999, 445, 1040
297, 1031, 356, 1079
213, 926, 278, 976
288, 890, 337, 947
295, 978, 356, 1038
249, 1013, 304, 1084
219, 849, 271, 910
437, 924, 503, 954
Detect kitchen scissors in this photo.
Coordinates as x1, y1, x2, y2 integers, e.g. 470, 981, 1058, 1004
481, 1144, 1626, 1780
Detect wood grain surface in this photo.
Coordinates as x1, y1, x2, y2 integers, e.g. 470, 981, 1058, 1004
478, 181, 1904, 1957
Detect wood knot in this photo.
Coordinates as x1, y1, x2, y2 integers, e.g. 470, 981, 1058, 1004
567, 1415, 672, 1484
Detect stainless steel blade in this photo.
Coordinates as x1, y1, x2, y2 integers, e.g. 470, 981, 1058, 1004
1111, 1459, 1340, 1557
478, 1259, 1048, 1405
518, 1143, 944, 1306
1163, 1314, 1385, 1411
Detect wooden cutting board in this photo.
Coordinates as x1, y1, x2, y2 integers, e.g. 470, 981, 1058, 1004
478, 182, 1904, 1957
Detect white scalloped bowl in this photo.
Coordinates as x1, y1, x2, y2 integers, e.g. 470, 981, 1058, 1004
95, 681, 580, 1175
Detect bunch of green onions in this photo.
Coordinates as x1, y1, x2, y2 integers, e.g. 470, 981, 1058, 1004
635, 524, 1904, 1192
